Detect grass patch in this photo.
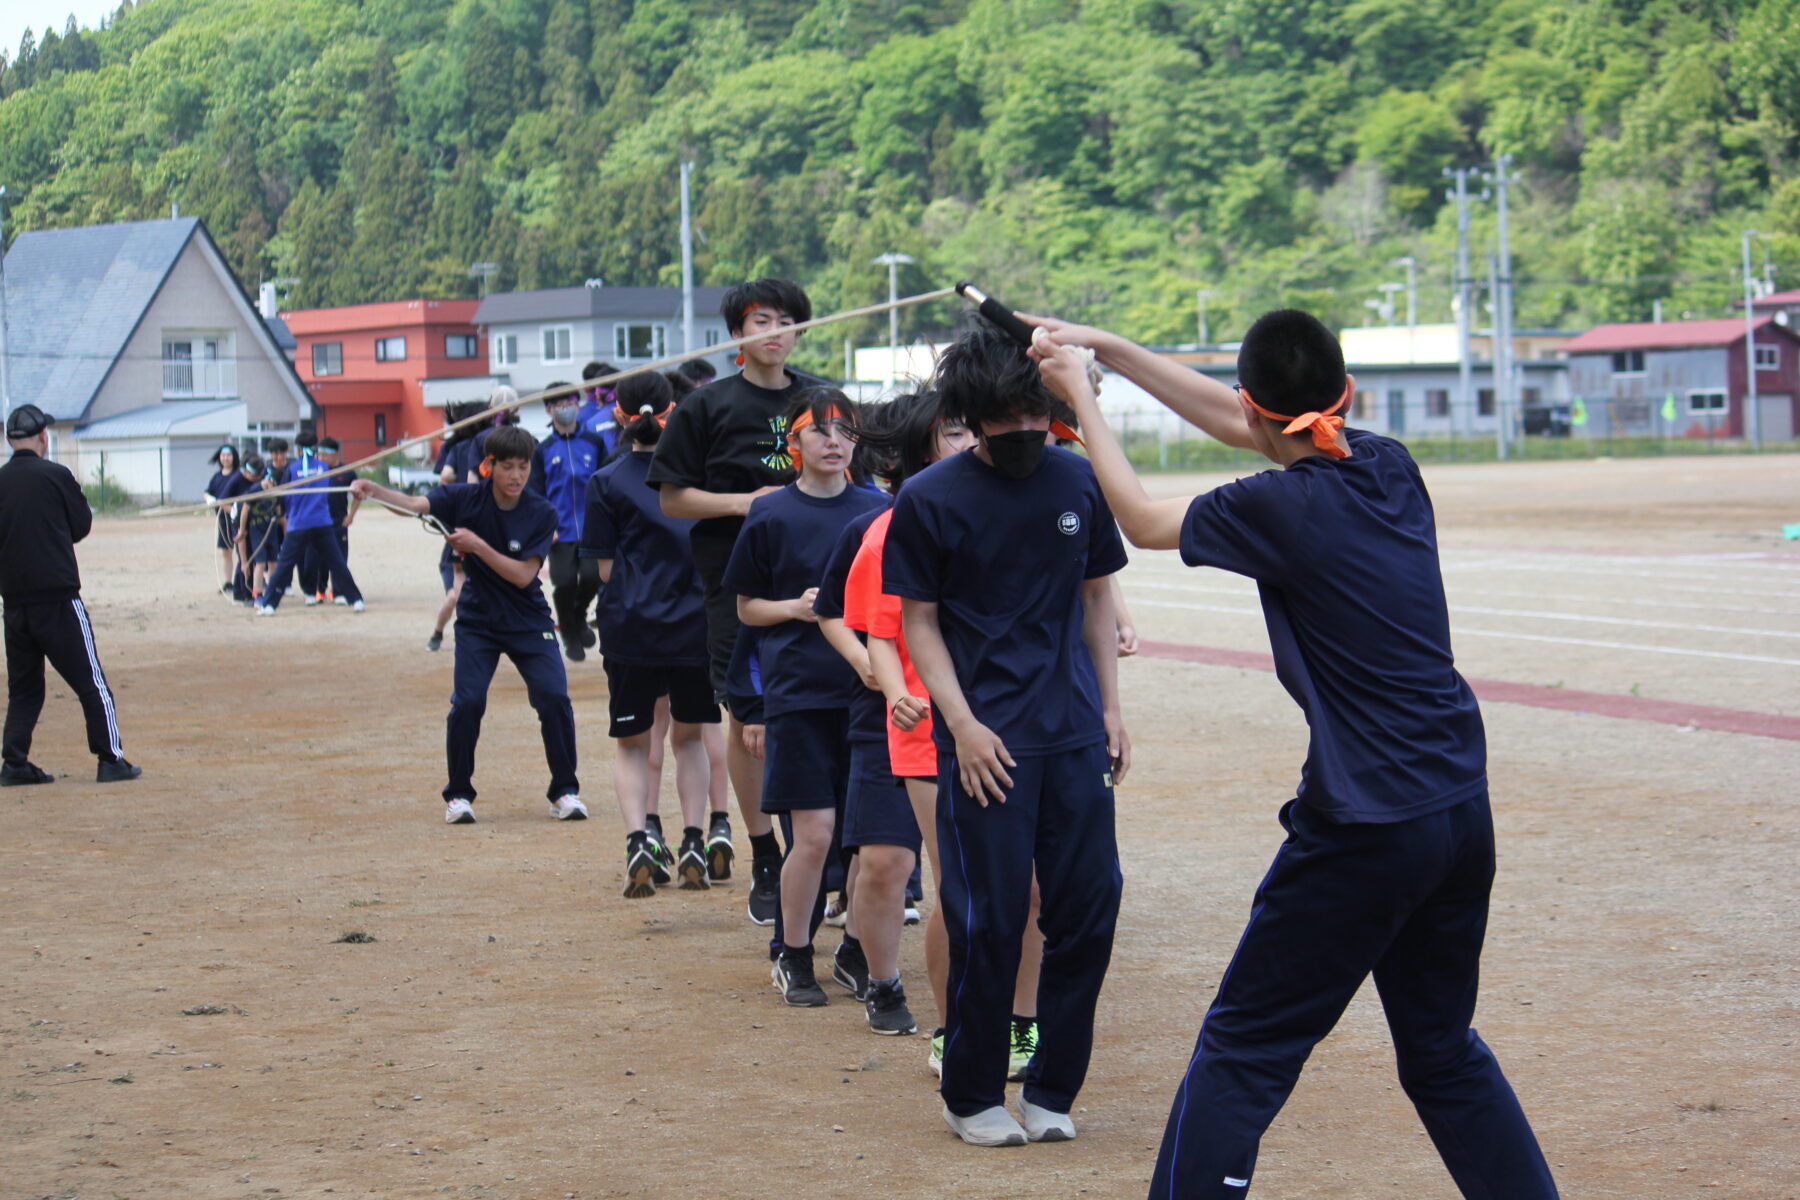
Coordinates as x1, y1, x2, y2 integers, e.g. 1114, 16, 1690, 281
180, 1005, 229, 1016
334, 931, 377, 944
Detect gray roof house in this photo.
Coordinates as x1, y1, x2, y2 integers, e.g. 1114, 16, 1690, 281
0, 216, 312, 502
473, 282, 737, 397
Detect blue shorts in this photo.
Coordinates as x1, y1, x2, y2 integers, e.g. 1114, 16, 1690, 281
246, 524, 281, 564
842, 741, 920, 853
761, 708, 850, 813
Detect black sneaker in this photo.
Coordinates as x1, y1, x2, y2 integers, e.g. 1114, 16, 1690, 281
0, 762, 54, 786
96, 758, 142, 783
580, 625, 597, 649
645, 828, 674, 886
865, 979, 918, 1036
747, 858, 780, 926
563, 638, 586, 663
426, 630, 443, 652
833, 940, 870, 1000
771, 948, 828, 1007
705, 815, 734, 881
622, 836, 657, 900
676, 834, 710, 891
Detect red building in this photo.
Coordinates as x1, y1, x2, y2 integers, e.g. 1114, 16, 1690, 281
283, 300, 487, 455
1561, 318, 1800, 442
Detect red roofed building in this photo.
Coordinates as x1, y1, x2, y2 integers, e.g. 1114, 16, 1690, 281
1739, 288, 1800, 326
282, 300, 488, 456
1560, 318, 1799, 441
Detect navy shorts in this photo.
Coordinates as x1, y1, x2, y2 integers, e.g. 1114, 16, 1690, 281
761, 708, 851, 813
842, 741, 921, 853
602, 659, 720, 738
246, 524, 280, 564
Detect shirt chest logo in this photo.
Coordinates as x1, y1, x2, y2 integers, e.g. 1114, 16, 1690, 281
1057, 511, 1081, 536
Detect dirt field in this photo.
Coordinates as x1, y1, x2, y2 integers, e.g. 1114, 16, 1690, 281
4, 453, 1796, 1200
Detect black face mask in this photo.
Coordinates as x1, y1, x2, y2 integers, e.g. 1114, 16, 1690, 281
984, 429, 1047, 480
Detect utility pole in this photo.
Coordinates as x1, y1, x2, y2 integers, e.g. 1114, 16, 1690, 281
1378, 282, 1405, 326
679, 160, 695, 355
468, 261, 499, 298
0, 185, 11, 432
871, 252, 913, 388
1483, 154, 1518, 460
1743, 228, 1762, 449
1196, 288, 1212, 346
1488, 250, 1508, 460
1444, 168, 1477, 438
1391, 256, 1417, 328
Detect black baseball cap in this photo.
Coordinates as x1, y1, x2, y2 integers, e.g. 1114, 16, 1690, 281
6, 404, 51, 439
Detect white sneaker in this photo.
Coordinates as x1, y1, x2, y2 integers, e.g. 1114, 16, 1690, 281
904, 905, 922, 926
1017, 1096, 1076, 1142
444, 798, 476, 824
350, 600, 365, 613
255, 606, 275, 617
942, 1104, 1027, 1147
304, 594, 320, 607
551, 795, 589, 821
334, 596, 348, 606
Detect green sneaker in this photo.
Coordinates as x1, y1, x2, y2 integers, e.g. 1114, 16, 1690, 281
1007, 1018, 1038, 1082
929, 1028, 946, 1078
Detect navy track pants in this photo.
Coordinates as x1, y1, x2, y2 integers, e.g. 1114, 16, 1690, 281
937, 741, 1122, 1118
1148, 793, 1558, 1200
264, 525, 362, 609
445, 623, 578, 804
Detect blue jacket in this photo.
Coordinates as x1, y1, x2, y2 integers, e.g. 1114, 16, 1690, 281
532, 429, 607, 541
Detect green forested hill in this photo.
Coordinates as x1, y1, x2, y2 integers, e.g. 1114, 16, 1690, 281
3, 0, 1799, 364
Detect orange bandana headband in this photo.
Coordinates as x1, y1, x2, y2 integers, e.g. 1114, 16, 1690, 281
787, 405, 851, 472
613, 401, 668, 431
1241, 389, 1349, 459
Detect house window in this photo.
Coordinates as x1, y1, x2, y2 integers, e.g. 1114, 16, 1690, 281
1351, 389, 1373, 419
493, 334, 518, 367
375, 336, 407, 362
1610, 350, 1645, 374
1687, 390, 1728, 414
374, 414, 388, 445
1754, 343, 1778, 370
1425, 389, 1450, 417
615, 324, 666, 361
1477, 388, 1495, 416
704, 328, 722, 348
542, 326, 573, 363
312, 342, 343, 377
162, 334, 233, 397
445, 334, 479, 359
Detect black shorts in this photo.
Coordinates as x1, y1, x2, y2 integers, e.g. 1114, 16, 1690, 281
761, 708, 851, 814
689, 533, 741, 703
602, 659, 719, 738
842, 741, 921, 853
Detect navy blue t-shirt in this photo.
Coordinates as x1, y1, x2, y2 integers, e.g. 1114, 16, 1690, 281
581, 451, 707, 667
427, 481, 558, 633
721, 483, 891, 719
882, 446, 1127, 756
813, 506, 889, 745
1179, 429, 1486, 824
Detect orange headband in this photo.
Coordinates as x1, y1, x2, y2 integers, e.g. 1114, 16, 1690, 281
1240, 389, 1349, 459
787, 405, 850, 472
613, 401, 669, 431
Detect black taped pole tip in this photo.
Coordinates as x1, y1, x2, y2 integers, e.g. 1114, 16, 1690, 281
956, 280, 1035, 349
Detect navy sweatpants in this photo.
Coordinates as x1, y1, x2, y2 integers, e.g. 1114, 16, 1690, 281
445, 623, 578, 804
263, 525, 362, 609
938, 741, 1122, 1118
1149, 793, 1557, 1200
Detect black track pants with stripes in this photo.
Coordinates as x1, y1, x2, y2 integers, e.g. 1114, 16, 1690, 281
3, 597, 125, 766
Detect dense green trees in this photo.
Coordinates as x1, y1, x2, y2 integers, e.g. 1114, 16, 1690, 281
2, 0, 1797, 367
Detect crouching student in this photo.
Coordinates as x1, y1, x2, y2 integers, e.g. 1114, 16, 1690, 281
582, 372, 720, 897
883, 320, 1129, 1148
1028, 310, 1558, 1199
350, 426, 586, 826
722, 391, 889, 1006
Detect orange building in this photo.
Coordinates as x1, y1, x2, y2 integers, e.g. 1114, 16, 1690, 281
282, 300, 487, 457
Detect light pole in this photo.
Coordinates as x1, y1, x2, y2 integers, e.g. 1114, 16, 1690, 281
1196, 288, 1212, 346
0, 185, 11, 431
467, 261, 499, 298
1743, 229, 1762, 449
1378, 282, 1405, 327
1390, 256, 1417, 329
871, 252, 913, 387
679, 160, 695, 355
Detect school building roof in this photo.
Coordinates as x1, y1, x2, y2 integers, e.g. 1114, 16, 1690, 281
1559, 318, 1794, 354
2, 217, 202, 422
474, 285, 731, 325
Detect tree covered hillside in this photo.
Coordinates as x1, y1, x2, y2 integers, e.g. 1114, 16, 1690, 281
3, 0, 1800, 363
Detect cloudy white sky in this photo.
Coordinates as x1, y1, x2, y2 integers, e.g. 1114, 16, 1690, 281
2, 0, 120, 58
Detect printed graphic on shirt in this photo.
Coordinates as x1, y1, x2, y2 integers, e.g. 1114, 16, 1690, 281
759, 414, 793, 473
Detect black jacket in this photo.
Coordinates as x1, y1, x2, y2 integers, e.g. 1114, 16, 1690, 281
0, 449, 92, 605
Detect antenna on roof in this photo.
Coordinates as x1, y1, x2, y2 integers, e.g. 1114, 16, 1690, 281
171, 201, 180, 219
584, 278, 604, 289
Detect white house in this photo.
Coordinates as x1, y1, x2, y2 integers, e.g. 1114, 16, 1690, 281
0, 216, 312, 502
473, 282, 736, 395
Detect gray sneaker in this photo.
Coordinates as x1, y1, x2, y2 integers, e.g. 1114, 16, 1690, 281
865, 979, 917, 1036
771, 949, 828, 1007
